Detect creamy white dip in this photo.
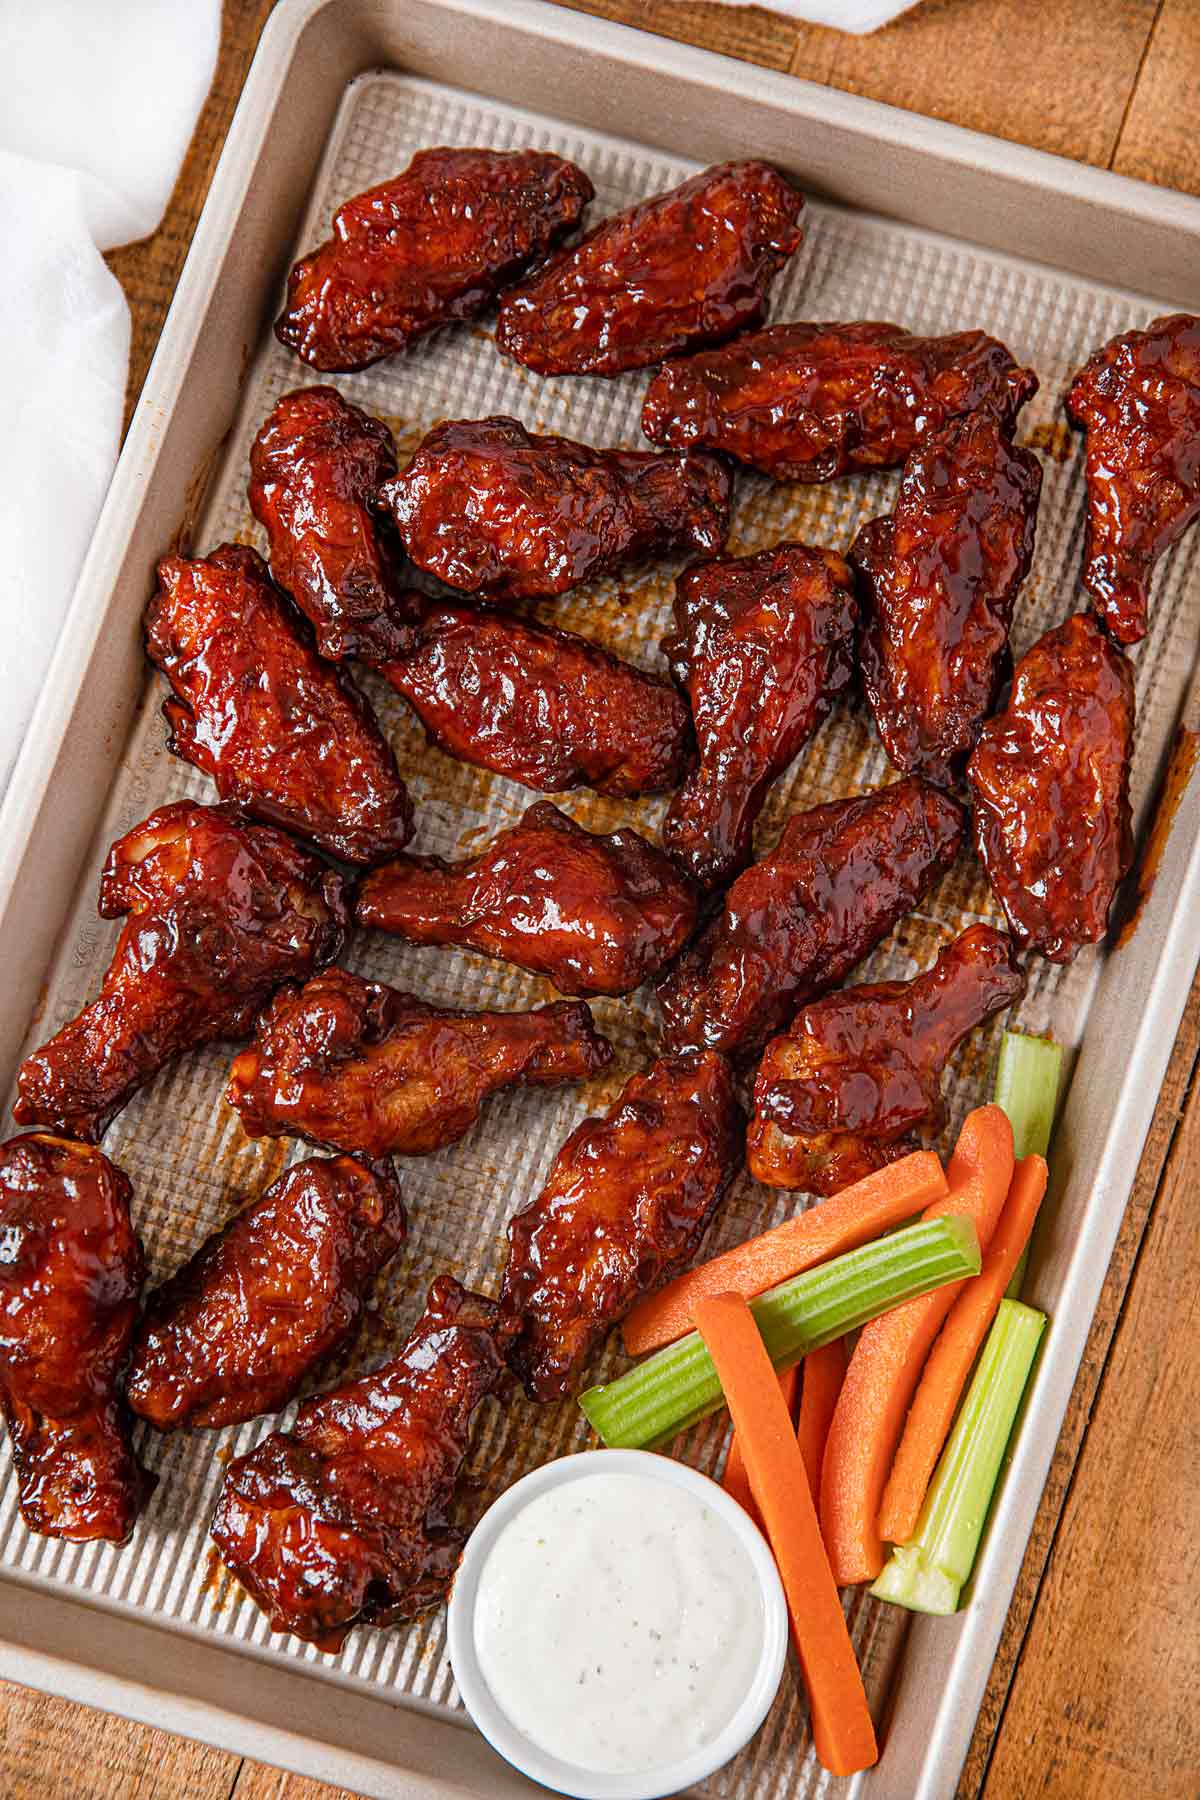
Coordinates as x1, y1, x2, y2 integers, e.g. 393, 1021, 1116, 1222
471, 1468, 766, 1776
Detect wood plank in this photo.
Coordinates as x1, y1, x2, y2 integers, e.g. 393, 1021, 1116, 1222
1112, 0, 1200, 196
0, 1679, 237, 1798
552, 0, 801, 72
229, 1769, 358, 1800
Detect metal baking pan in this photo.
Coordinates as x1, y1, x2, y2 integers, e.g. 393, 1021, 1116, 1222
2, 2, 1199, 1795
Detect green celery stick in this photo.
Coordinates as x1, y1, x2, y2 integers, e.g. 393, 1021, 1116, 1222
579, 1214, 980, 1450
871, 1298, 1046, 1615
993, 1030, 1063, 1298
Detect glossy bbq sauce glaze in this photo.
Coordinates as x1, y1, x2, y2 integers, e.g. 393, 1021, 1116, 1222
471, 1469, 766, 1776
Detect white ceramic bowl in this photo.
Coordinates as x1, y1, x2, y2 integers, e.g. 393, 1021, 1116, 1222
447, 1448, 788, 1800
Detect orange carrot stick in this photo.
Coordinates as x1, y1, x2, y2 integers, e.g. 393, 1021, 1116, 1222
878, 1152, 1048, 1544
797, 1338, 847, 1507
623, 1150, 946, 1357
723, 1364, 799, 1527
694, 1292, 878, 1777
820, 1106, 1014, 1585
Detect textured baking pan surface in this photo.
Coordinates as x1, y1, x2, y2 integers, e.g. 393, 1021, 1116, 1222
5, 70, 1198, 1799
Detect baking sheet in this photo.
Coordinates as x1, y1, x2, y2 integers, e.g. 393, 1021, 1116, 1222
5, 64, 1199, 1798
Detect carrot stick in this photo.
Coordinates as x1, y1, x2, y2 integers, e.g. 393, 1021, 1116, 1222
819, 1106, 1014, 1585
797, 1339, 847, 1508
878, 1152, 1048, 1544
723, 1364, 799, 1527
693, 1292, 878, 1777
623, 1150, 946, 1357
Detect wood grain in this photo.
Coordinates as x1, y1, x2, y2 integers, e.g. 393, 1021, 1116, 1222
4, 2, 1198, 1797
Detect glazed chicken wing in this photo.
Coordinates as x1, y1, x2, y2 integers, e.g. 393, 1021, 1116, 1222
852, 412, 1042, 785
747, 924, 1025, 1195
378, 416, 729, 602
225, 966, 612, 1160
642, 321, 1037, 480
210, 1276, 508, 1650
662, 543, 858, 889
248, 387, 417, 662
14, 803, 348, 1143
1065, 312, 1200, 644
379, 603, 692, 797
356, 802, 697, 997
0, 1134, 148, 1541
127, 1156, 406, 1430
967, 612, 1135, 961
500, 1052, 743, 1401
658, 777, 965, 1058
496, 161, 803, 377
145, 545, 412, 864
276, 147, 594, 371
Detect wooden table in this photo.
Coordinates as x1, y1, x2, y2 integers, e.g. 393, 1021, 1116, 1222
5, 3, 1198, 1795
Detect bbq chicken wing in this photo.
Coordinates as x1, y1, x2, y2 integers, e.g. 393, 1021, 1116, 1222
496, 161, 803, 377
500, 1052, 743, 1401
662, 543, 858, 889
658, 777, 965, 1058
747, 924, 1025, 1195
379, 603, 692, 797
127, 1156, 406, 1431
0, 1134, 148, 1541
276, 147, 593, 372
967, 612, 1135, 961
225, 967, 612, 1160
641, 321, 1037, 480
1065, 312, 1200, 644
356, 802, 697, 997
210, 1276, 508, 1650
852, 412, 1042, 786
248, 387, 417, 662
14, 803, 348, 1143
145, 544, 412, 865
378, 416, 730, 602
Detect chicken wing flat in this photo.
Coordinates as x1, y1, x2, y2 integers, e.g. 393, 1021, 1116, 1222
658, 777, 965, 1058
500, 1051, 743, 1401
127, 1156, 406, 1431
967, 613, 1135, 961
210, 1276, 508, 1650
145, 544, 412, 866
641, 321, 1038, 480
275, 147, 594, 372
0, 1134, 148, 1541
248, 387, 417, 662
356, 802, 697, 997
1065, 312, 1200, 644
496, 161, 804, 377
662, 543, 858, 889
225, 966, 612, 1160
852, 412, 1042, 786
378, 416, 730, 602
14, 802, 348, 1143
379, 603, 692, 797
747, 924, 1025, 1195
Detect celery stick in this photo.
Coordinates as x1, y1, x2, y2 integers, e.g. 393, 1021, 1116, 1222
579, 1214, 980, 1450
871, 1299, 1046, 1615
993, 1030, 1062, 1298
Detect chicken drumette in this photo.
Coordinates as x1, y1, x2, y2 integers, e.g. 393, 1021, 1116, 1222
1065, 312, 1200, 644
661, 543, 858, 889
210, 1276, 509, 1650
967, 612, 1135, 961
15, 803, 348, 1143
225, 967, 612, 1160
357, 802, 697, 998
852, 412, 1042, 786
747, 924, 1025, 1195
276, 147, 594, 371
0, 1134, 148, 1542
641, 321, 1037, 480
500, 1052, 743, 1401
378, 416, 729, 602
127, 1156, 406, 1430
496, 161, 803, 377
658, 777, 965, 1059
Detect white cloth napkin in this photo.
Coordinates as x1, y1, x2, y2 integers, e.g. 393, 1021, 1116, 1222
713, 0, 919, 30
0, 0, 220, 793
